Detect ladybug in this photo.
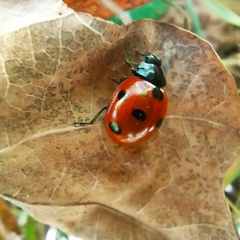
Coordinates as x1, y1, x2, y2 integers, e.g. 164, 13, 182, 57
76, 52, 167, 146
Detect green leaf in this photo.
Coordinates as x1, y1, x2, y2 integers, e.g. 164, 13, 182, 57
205, 0, 240, 27
21, 215, 41, 240
185, 0, 203, 36
108, 0, 170, 25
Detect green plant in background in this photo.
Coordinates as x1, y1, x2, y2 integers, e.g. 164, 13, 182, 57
108, 0, 170, 25
205, 0, 240, 27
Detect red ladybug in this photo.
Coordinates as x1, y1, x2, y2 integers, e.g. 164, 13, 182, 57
76, 52, 167, 146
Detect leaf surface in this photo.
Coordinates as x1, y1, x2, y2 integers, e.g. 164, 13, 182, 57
0, 13, 239, 239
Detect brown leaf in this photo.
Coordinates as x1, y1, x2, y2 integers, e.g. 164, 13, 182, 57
0, 199, 21, 236
0, 13, 240, 239
0, 0, 73, 36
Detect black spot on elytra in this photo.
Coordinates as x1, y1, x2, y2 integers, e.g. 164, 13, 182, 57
117, 90, 126, 100
132, 109, 146, 121
156, 119, 163, 128
152, 88, 164, 101
109, 122, 122, 134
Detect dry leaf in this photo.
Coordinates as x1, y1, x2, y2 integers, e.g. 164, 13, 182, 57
0, 0, 73, 36
0, 12, 240, 239
0, 199, 21, 237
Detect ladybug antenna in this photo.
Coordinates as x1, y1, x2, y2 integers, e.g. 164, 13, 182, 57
136, 50, 146, 56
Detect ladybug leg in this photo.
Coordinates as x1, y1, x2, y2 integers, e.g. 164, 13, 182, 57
74, 105, 108, 126
124, 60, 138, 76
109, 76, 127, 85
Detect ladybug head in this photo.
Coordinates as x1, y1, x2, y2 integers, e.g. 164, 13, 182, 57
143, 53, 162, 66
136, 53, 166, 88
